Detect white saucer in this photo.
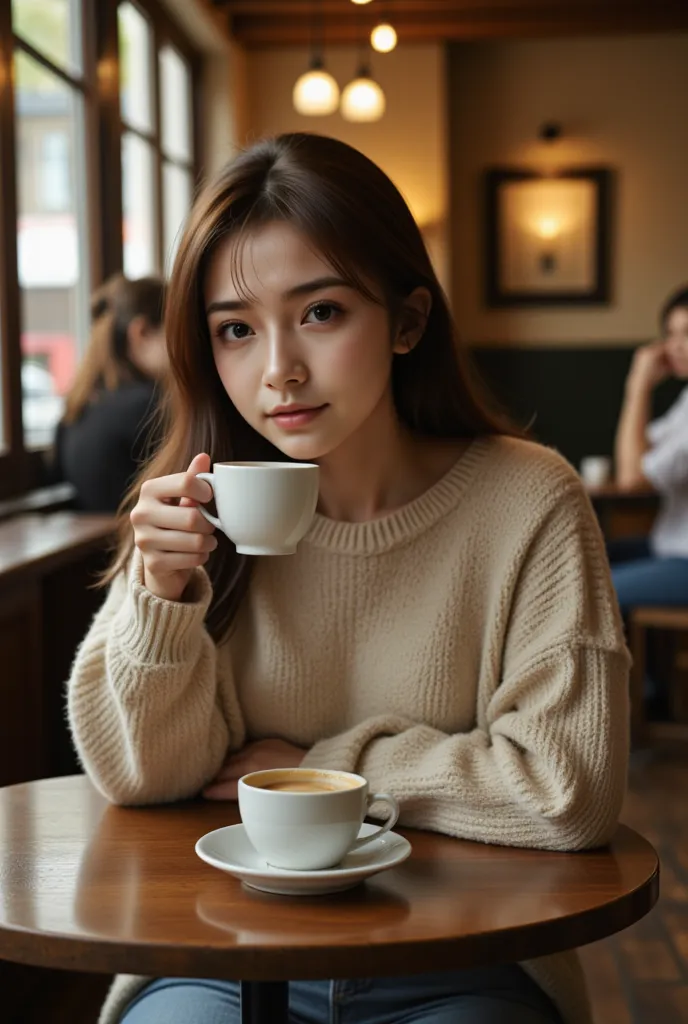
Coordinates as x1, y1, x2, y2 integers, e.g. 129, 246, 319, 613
195, 822, 412, 896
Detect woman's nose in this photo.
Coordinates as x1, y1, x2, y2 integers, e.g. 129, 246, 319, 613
262, 336, 308, 390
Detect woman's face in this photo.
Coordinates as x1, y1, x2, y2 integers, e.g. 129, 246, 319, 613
664, 306, 688, 378
127, 317, 168, 380
204, 221, 411, 463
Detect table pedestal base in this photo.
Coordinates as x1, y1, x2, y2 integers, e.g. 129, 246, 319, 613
241, 980, 289, 1024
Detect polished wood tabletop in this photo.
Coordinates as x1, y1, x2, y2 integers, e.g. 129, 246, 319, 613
0, 775, 659, 982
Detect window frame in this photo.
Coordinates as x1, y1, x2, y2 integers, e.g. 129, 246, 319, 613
0, 0, 201, 500
119, 0, 201, 277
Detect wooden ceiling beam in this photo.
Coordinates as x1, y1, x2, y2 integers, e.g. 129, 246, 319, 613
227, 9, 688, 48
222, 0, 663, 13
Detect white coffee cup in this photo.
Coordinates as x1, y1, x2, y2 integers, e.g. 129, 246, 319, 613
238, 768, 400, 871
579, 456, 612, 489
196, 461, 319, 556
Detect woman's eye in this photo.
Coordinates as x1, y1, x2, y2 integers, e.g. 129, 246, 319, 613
218, 321, 254, 342
304, 302, 341, 324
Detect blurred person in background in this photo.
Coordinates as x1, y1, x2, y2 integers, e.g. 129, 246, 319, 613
611, 284, 688, 614
51, 273, 167, 512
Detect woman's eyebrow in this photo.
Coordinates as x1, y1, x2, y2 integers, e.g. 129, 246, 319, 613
206, 276, 352, 315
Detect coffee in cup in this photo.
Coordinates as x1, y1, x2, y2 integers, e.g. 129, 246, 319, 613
238, 768, 399, 871
196, 461, 319, 555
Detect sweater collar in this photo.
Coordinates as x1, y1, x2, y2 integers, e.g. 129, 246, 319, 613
303, 437, 493, 556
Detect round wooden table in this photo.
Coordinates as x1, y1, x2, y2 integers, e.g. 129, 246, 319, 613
0, 775, 659, 1024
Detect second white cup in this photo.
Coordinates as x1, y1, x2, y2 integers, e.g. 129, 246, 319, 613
197, 461, 319, 555
579, 456, 612, 489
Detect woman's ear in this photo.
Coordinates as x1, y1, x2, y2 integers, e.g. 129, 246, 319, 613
392, 287, 432, 354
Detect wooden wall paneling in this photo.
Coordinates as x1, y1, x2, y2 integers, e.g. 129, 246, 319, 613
0, 582, 43, 787
40, 548, 110, 778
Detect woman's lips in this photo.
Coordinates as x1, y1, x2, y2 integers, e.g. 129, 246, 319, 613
269, 405, 328, 429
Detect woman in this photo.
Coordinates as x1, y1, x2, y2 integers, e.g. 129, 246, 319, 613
53, 273, 167, 512
611, 285, 688, 613
67, 134, 629, 1024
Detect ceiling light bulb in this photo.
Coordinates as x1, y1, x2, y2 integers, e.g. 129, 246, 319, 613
371, 23, 397, 53
341, 74, 386, 122
351, 0, 374, 5
293, 67, 340, 116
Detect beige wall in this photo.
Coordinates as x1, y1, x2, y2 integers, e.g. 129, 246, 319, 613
449, 33, 688, 347
244, 46, 450, 290
200, 41, 250, 178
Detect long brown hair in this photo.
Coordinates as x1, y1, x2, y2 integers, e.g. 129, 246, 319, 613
108, 133, 519, 640
63, 273, 165, 424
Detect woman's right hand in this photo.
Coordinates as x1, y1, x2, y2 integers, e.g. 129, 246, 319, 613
130, 452, 218, 601
627, 340, 672, 393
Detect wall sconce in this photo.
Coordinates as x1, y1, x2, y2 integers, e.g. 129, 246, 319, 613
484, 166, 613, 306
533, 215, 562, 274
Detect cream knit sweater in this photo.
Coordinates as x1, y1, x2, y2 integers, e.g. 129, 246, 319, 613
67, 437, 630, 1024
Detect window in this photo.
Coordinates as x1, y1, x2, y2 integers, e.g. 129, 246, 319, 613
0, 0, 200, 496
11, 0, 82, 77
13, 27, 89, 449
41, 132, 71, 212
160, 44, 194, 272
118, 2, 196, 279
119, 1, 158, 277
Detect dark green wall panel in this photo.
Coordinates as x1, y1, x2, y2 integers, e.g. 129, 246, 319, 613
471, 346, 684, 469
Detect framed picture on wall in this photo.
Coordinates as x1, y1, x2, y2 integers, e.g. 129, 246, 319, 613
484, 167, 613, 307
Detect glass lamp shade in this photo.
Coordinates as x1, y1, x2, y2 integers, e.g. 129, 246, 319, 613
292, 67, 340, 116
371, 23, 397, 53
340, 74, 386, 122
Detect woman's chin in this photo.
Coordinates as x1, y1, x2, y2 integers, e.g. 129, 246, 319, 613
268, 435, 333, 463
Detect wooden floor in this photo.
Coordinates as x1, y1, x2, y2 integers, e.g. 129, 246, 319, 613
580, 742, 688, 1023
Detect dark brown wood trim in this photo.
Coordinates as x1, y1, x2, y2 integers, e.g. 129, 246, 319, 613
0, 2, 25, 465
96, 0, 124, 280
151, 18, 165, 273
137, 0, 204, 63
222, 0, 688, 47
82, 0, 104, 290
11, 37, 88, 93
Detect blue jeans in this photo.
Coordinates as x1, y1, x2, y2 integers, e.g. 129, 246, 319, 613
607, 536, 688, 615
120, 967, 561, 1023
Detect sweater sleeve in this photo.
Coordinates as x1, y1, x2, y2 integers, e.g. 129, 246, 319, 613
67, 551, 245, 805
302, 484, 630, 852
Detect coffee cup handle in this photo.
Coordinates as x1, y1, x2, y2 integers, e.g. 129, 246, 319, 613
352, 792, 400, 852
195, 472, 223, 531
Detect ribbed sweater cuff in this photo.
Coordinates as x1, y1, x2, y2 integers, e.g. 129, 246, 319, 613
301, 734, 359, 774
111, 551, 213, 665
301, 716, 410, 775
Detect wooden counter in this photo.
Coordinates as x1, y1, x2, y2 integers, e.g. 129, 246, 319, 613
0, 512, 116, 788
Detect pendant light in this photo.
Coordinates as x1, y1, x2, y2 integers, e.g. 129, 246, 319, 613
371, 22, 397, 53
292, 1, 339, 116
341, 63, 386, 122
